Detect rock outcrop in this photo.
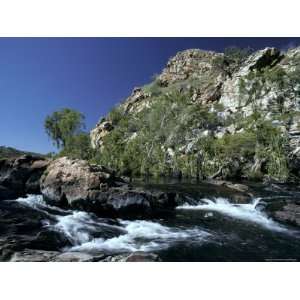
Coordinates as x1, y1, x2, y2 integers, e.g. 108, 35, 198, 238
219, 47, 283, 115
41, 157, 178, 217
0, 155, 49, 200
90, 46, 300, 183
90, 119, 114, 149
157, 49, 224, 87
122, 87, 152, 114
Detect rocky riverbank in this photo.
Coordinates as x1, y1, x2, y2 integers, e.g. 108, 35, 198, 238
1, 178, 300, 262
0, 155, 179, 218
0, 155, 49, 199
1, 154, 299, 228
1, 154, 300, 262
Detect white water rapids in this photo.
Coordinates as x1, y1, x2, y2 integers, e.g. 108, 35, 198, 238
16, 195, 211, 253
14, 194, 294, 256
177, 197, 288, 232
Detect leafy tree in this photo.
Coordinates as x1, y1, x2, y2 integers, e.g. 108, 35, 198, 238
45, 108, 85, 149
44, 108, 95, 161
59, 133, 94, 160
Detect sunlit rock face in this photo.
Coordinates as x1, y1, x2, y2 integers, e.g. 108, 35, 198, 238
157, 49, 224, 84
40, 157, 178, 217
90, 119, 114, 149
90, 46, 300, 181
219, 48, 281, 113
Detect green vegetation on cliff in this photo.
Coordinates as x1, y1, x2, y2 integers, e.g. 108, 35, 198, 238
43, 47, 300, 183
91, 92, 291, 181
89, 47, 300, 182
92, 91, 222, 177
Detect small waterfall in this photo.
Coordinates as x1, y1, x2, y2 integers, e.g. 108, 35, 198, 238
177, 197, 288, 232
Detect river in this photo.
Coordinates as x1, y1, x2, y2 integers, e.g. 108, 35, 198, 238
1, 180, 299, 261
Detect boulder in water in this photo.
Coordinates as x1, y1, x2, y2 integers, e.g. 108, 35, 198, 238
40, 157, 178, 217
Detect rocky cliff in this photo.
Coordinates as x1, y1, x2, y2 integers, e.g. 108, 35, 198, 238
90, 47, 300, 182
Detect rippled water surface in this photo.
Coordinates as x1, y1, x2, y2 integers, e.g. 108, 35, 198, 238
1, 180, 300, 261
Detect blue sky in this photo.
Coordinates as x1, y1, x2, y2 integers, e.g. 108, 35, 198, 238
0, 37, 300, 154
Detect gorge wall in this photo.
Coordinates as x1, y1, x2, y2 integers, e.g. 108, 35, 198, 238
90, 47, 300, 182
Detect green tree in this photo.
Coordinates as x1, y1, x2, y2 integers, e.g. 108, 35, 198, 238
60, 133, 94, 160
45, 108, 85, 149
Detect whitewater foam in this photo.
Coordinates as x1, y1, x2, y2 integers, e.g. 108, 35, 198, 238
71, 220, 211, 253
16, 194, 71, 215
15, 195, 211, 253
177, 197, 287, 232
16, 195, 124, 245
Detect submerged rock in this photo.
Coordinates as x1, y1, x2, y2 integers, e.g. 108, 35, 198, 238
205, 180, 253, 203
273, 203, 300, 227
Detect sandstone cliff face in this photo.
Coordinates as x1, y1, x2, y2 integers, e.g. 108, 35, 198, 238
90, 119, 114, 149
91, 47, 300, 182
219, 48, 283, 115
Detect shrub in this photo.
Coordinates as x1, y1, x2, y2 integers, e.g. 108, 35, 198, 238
107, 106, 124, 125
214, 131, 256, 160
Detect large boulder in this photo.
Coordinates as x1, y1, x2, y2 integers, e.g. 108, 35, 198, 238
40, 157, 178, 217
273, 203, 300, 227
0, 155, 49, 200
40, 157, 121, 206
